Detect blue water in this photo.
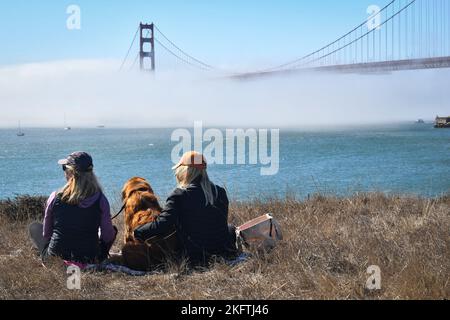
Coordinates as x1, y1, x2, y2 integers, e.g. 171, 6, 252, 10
0, 124, 449, 202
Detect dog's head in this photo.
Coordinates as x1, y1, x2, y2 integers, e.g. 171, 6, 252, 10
121, 177, 154, 201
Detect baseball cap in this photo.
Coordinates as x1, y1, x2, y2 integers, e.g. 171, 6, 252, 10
172, 151, 207, 170
58, 151, 94, 172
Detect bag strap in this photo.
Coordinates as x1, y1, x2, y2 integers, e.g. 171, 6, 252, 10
269, 218, 274, 238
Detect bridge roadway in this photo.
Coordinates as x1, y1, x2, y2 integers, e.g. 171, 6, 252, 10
233, 56, 450, 79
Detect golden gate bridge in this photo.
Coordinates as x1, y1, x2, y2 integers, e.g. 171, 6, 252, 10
119, 0, 450, 79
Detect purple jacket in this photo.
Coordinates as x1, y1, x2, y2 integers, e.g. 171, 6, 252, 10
43, 191, 115, 244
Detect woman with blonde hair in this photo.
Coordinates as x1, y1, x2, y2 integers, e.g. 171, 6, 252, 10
29, 152, 116, 264
134, 151, 238, 265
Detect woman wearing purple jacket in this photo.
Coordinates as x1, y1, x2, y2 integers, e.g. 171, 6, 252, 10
29, 152, 117, 264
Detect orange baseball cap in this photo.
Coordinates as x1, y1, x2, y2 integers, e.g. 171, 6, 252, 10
172, 151, 207, 170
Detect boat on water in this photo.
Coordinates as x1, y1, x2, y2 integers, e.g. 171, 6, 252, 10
63, 113, 71, 130
434, 116, 450, 128
416, 119, 425, 124
17, 121, 25, 137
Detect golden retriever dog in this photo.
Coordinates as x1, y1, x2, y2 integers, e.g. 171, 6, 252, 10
120, 177, 177, 270
121, 177, 162, 243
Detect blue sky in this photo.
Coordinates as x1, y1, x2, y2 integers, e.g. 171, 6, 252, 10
0, 1, 449, 128
0, 0, 385, 68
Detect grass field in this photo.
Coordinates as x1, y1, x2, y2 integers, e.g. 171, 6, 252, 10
0, 193, 448, 300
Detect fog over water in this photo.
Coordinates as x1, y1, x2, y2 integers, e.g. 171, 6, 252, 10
1, 60, 449, 199
0, 59, 449, 128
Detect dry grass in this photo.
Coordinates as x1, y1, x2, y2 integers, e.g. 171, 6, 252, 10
0, 193, 448, 300
0, 195, 47, 222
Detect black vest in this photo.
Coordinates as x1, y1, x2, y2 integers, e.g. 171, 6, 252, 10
48, 194, 101, 263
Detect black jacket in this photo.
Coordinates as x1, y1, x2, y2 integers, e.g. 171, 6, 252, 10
48, 195, 101, 263
134, 180, 236, 263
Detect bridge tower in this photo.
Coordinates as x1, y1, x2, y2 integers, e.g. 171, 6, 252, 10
139, 23, 155, 72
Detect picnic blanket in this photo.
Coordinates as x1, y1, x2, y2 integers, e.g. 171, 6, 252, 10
64, 260, 153, 276
64, 253, 250, 276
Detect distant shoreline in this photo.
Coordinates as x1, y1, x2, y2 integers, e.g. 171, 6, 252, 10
0, 121, 438, 131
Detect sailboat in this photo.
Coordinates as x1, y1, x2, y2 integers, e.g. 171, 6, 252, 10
64, 113, 71, 131
17, 121, 25, 137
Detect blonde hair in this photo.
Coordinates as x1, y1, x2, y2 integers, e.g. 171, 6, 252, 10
175, 166, 217, 206
59, 165, 102, 205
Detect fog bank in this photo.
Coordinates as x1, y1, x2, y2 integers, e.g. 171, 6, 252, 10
0, 59, 448, 128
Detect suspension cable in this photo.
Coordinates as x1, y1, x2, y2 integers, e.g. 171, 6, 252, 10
293, 0, 416, 69
154, 25, 215, 70
256, 0, 397, 73
155, 38, 211, 71
119, 26, 140, 71
129, 53, 139, 71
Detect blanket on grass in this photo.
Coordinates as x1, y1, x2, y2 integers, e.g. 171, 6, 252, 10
64, 253, 250, 276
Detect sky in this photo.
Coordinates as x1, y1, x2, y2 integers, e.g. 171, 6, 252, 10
0, 0, 388, 67
0, 0, 449, 128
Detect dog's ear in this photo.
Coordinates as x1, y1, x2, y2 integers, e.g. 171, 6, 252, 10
127, 192, 141, 211
141, 192, 162, 211
122, 177, 136, 200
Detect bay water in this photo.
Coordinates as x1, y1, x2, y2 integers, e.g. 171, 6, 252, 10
0, 123, 449, 204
